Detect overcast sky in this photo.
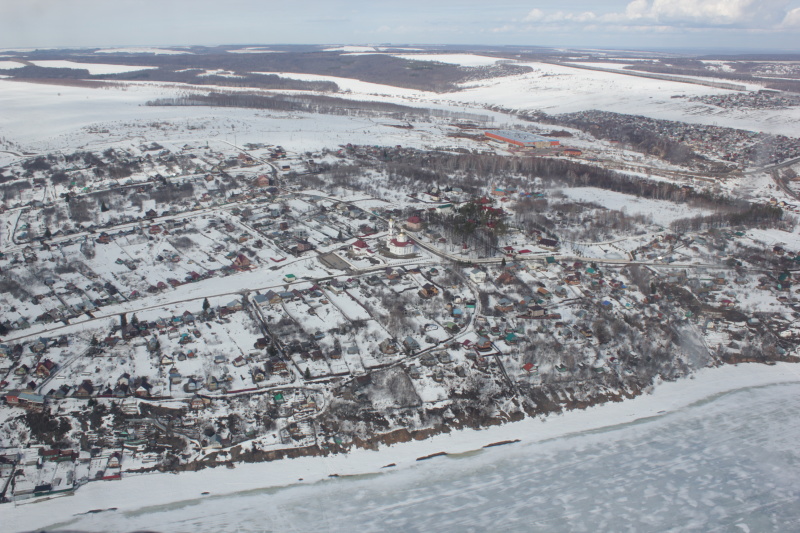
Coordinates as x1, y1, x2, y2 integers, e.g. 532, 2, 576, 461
2, 0, 800, 52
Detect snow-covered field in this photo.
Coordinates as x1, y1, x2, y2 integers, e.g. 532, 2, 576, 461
557, 186, 714, 226
0, 50, 796, 155
456, 62, 800, 137
747, 227, 800, 250
8, 363, 800, 533
0, 79, 484, 154
29, 60, 156, 75
227, 48, 284, 54
392, 53, 508, 67
254, 71, 430, 98
323, 46, 378, 53
94, 47, 193, 55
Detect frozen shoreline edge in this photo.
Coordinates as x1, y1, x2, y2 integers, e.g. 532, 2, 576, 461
9, 362, 800, 532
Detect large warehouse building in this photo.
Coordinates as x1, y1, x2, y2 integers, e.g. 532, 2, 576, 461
485, 129, 560, 149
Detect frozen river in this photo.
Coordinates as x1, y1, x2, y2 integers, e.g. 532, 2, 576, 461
32, 381, 800, 533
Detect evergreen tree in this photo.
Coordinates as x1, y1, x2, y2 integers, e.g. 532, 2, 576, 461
203, 297, 211, 313
120, 313, 127, 328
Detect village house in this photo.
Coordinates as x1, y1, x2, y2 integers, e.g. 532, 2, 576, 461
539, 238, 559, 251
226, 299, 244, 312
379, 338, 399, 355
350, 239, 373, 256
233, 254, 251, 269
529, 305, 546, 317
496, 271, 516, 285
406, 216, 423, 231
495, 297, 515, 314
419, 283, 439, 299
403, 336, 421, 353
469, 269, 487, 284
73, 380, 94, 398
34, 359, 56, 378
475, 337, 493, 352
190, 395, 208, 410
4, 390, 46, 410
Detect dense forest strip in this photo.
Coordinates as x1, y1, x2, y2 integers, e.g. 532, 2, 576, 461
146, 92, 493, 123
376, 150, 787, 230
5, 52, 532, 93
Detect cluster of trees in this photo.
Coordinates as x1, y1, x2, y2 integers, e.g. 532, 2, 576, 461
23, 410, 72, 445
0, 65, 90, 79
103, 69, 340, 92
428, 203, 505, 256
68, 198, 93, 223
69, 51, 519, 92
22, 156, 52, 172
150, 181, 195, 204
553, 112, 699, 165
0, 180, 32, 201
670, 203, 788, 233
147, 92, 491, 124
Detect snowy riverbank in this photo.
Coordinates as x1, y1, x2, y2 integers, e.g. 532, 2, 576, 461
8, 362, 800, 532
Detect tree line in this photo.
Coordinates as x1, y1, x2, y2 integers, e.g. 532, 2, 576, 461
146, 92, 491, 123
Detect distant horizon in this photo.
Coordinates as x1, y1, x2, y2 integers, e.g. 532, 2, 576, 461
1, 42, 799, 58
2, 1, 798, 53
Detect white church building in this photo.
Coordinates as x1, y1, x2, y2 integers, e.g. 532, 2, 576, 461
386, 219, 416, 257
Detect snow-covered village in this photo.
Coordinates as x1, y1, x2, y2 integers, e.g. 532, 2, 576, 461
1, 43, 800, 515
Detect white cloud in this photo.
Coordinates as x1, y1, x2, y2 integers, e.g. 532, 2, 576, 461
523, 9, 544, 22
523, 1, 795, 31
625, 0, 651, 20
490, 24, 516, 33
524, 8, 597, 23
621, 0, 789, 26
780, 7, 800, 27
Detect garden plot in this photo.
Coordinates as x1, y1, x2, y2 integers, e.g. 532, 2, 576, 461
291, 352, 333, 379
109, 235, 195, 285
347, 323, 401, 369
162, 236, 220, 273
735, 286, 788, 315
0, 282, 48, 324
192, 225, 256, 263
410, 371, 451, 403
96, 344, 159, 384
333, 250, 379, 270
288, 221, 336, 248
328, 354, 352, 376
283, 297, 348, 333
323, 290, 371, 322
